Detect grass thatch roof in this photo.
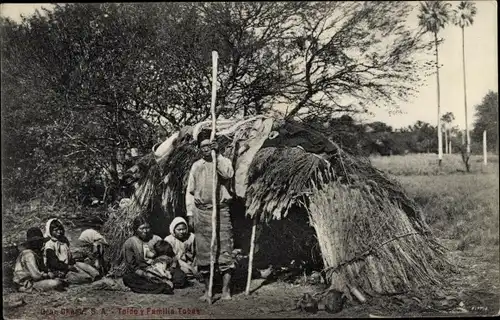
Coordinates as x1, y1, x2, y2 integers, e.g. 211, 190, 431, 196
102, 115, 449, 295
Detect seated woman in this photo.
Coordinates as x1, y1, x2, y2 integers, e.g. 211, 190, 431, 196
43, 218, 100, 284
72, 229, 109, 275
121, 216, 174, 294
13, 227, 66, 292
164, 217, 196, 278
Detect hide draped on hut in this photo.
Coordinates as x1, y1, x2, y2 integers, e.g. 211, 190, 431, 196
103, 115, 450, 297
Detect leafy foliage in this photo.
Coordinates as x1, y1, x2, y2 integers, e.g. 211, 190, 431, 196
1, 2, 436, 204
282, 2, 434, 119
452, 1, 477, 28
472, 91, 498, 153
418, 1, 452, 34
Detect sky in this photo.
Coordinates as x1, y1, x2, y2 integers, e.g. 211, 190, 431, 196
367, 0, 498, 130
1, 2, 497, 130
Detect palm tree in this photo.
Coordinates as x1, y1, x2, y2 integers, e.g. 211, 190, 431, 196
418, 1, 451, 166
441, 112, 455, 154
453, 1, 477, 159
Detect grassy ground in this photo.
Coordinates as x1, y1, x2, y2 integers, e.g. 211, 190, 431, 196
397, 174, 499, 249
3, 153, 500, 318
370, 153, 498, 176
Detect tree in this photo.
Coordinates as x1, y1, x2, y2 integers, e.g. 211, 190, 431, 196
412, 121, 438, 153
192, 2, 300, 118
453, 0, 477, 158
0, 2, 441, 204
441, 111, 455, 154
1, 6, 160, 202
280, 2, 434, 120
472, 91, 498, 154
0, 3, 310, 202
367, 121, 393, 133
418, 0, 452, 166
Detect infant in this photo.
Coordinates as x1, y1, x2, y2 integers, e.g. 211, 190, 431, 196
144, 240, 177, 283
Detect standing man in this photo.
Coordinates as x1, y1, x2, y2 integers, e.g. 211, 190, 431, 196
186, 134, 235, 301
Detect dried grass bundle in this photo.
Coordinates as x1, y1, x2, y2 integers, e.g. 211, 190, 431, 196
306, 180, 450, 297
324, 146, 430, 235
246, 147, 330, 221
102, 157, 162, 263
159, 142, 200, 216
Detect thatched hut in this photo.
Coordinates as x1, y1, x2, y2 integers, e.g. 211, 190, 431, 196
103, 115, 449, 298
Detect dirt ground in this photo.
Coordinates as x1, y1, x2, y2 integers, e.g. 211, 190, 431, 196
3, 236, 499, 319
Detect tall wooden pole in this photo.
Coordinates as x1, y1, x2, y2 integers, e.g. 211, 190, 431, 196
245, 216, 258, 295
444, 128, 449, 154
483, 130, 487, 165
208, 51, 219, 304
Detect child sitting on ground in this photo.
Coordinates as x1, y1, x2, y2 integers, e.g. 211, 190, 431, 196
43, 218, 101, 284
164, 217, 196, 278
13, 227, 66, 292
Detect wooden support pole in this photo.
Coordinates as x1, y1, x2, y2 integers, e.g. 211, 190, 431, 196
483, 130, 487, 165
245, 216, 258, 295
208, 50, 218, 304
444, 129, 448, 154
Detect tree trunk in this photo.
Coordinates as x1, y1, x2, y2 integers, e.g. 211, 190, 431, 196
469, 132, 472, 152
497, 132, 499, 155
435, 32, 443, 166
285, 91, 314, 120
462, 27, 471, 158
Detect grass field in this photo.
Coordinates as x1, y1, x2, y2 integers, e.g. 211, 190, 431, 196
371, 153, 499, 251
398, 174, 499, 249
370, 153, 498, 176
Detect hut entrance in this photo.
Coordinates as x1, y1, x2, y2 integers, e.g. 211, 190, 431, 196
230, 199, 322, 271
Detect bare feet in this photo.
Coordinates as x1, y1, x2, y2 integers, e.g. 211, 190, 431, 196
199, 294, 212, 303
259, 265, 274, 279
221, 292, 232, 300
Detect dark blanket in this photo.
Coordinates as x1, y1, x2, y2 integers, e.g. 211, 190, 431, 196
261, 120, 335, 154
122, 272, 173, 294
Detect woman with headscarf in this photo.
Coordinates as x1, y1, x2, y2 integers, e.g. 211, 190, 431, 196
72, 229, 109, 275
43, 218, 100, 284
165, 217, 196, 277
121, 216, 181, 294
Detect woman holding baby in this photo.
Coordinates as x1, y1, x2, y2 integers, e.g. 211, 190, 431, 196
121, 216, 186, 294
